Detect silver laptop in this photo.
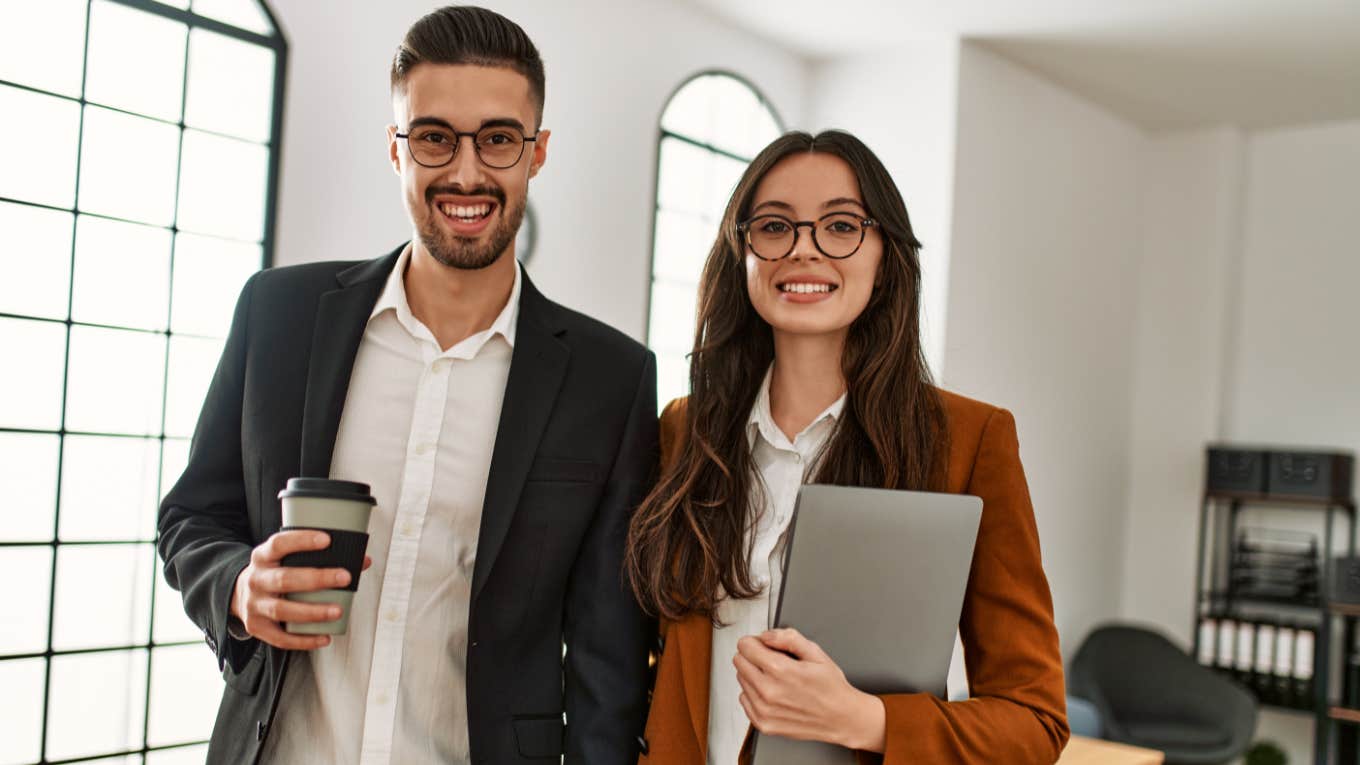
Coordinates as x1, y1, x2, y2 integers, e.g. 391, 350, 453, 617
751, 484, 983, 765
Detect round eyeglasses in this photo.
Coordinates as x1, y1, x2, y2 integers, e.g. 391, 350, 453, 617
396, 124, 539, 170
736, 213, 879, 261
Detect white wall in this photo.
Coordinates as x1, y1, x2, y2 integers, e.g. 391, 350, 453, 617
806, 41, 960, 376
1226, 120, 1360, 451
1118, 128, 1246, 644
943, 43, 1146, 654
267, 0, 809, 341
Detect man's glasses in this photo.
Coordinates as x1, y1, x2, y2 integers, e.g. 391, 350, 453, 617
736, 213, 879, 260
395, 124, 539, 170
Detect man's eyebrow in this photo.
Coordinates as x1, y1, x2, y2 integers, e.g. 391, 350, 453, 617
406, 116, 528, 133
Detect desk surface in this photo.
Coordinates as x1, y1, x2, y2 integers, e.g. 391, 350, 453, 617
1057, 735, 1164, 765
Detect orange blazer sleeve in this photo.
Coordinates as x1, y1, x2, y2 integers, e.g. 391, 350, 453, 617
857, 407, 1069, 764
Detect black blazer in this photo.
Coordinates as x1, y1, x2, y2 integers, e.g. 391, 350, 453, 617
157, 247, 658, 765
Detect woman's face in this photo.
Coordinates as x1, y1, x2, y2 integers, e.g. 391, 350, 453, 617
743, 152, 883, 341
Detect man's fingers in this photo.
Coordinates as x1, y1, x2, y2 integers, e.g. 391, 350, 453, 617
255, 565, 350, 594
362, 555, 373, 571
255, 530, 331, 564
250, 619, 333, 651
254, 595, 342, 625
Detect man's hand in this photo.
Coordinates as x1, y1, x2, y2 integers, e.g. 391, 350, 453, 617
230, 530, 372, 650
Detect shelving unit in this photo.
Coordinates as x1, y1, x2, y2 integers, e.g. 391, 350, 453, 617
1192, 447, 1357, 765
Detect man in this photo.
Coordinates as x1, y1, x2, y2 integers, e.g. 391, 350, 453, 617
157, 7, 656, 764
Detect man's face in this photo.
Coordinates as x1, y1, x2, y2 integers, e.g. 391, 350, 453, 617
388, 63, 549, 270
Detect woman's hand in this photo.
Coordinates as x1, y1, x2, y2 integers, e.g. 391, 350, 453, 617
734, 627, 887, 753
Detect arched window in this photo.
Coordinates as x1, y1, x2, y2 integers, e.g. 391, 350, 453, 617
646, 72, 782, 410
0, 0, 285, 762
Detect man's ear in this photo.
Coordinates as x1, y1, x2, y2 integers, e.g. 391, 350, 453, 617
527, 128, 550, 179
386, 125, 402, 176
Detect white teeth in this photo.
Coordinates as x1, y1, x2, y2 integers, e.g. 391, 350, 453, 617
781, 282, 832, 294
439, 202, 492, 220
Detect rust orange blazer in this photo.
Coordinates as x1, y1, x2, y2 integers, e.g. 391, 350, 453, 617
638, 389, 1069, 765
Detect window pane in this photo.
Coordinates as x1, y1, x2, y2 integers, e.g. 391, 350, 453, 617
656, 353, 690, 417
165, 336, 225, 439
192, 0, 275, 35
46, 649, 148, 760
652, 209, 716, 285
703, 152, 748, 222
148, 644, 221, 746
0, 548, 53, 655
59, 436, 161, 542
160, 438, 191, 497
660, 74, 719, 144
184, 28, 275, 143
0, 202, 73, 320
0, 658, 46, 765
0, 0, 86, 97
80, 756, 142, 765
65, 325, 167, 436
0, 85, 81, 208
52, 544, 154, 651
72, 215, 173, 331
79, 106, 181, 227
153, 562, 198, 644
85, 0, 188, 122
177, 130, 269, 242
647, 280, 698, 357
0, 432, 60, 542
171, 233, 260, 337
0, 317, 67, 431
656, 138, 710, 218
147, 745, 208, 765
706, 75, 768, 158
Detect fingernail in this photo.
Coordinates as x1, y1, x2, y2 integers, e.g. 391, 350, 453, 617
334, 571, 350, 586
314, 532, 329, 546
318, 636, 330, 647
328, 607, 341, 619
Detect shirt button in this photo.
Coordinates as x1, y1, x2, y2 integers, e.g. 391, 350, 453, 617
416, 442, 434, 456
375, 692, 390, 705
386, 609, 400, 623
401, 523, 416, 536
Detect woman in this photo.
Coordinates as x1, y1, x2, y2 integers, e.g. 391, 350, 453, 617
626, 130, 1068, 764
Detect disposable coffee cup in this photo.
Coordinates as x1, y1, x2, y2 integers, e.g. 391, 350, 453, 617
277, 477, 376, 636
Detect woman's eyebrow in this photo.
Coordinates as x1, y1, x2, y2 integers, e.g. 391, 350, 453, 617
822, 197, 867, 212
750, 200, 796, 214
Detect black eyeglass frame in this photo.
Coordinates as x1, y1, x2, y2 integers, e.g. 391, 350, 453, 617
736, 213, 880, 261
395, 127, 540, 170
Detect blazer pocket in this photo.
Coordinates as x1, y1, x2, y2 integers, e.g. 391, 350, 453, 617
512, 713, 565, 759
222, 644, 265, 695
525, 457, 604, 485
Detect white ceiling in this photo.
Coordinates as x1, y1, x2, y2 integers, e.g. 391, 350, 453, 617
685, 0, 1360, 130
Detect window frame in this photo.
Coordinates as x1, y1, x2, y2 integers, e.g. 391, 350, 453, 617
0, 1, 287, 762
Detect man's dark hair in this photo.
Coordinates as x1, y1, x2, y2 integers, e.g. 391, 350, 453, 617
390, 6, 546, 125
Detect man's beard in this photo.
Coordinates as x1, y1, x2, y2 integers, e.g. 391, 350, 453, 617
418, 186, 526, 270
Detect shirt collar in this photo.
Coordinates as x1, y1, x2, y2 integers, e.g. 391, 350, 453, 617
746, 365, 847, 451
371, 243, 521, 353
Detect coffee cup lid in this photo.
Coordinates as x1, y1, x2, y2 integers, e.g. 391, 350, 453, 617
278, 477, 376, 504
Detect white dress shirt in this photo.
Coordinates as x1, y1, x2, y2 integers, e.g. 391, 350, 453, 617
706, 368, 845, 765
261, 245, 520, 765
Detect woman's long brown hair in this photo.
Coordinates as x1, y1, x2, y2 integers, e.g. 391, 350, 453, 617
625, 130, 949, 623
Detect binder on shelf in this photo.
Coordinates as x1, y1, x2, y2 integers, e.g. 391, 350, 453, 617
1235, 620, 1255, 685
1276, 625, 1296, 707
1217, 619, 1237, 672
1295, 627, 1316, 705
1197, 617, 1217, 666
1254, 622, 1277, 702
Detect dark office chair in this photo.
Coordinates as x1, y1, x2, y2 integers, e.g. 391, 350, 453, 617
1067, 623, 1258, 765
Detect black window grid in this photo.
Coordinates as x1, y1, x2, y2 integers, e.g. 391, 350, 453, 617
643, 71, 783, 384
0, 0, 286, 762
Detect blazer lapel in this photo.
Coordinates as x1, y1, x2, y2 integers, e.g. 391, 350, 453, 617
298, 251, 397, 477
677, 613, 713, 755
471, 270, 569, 603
